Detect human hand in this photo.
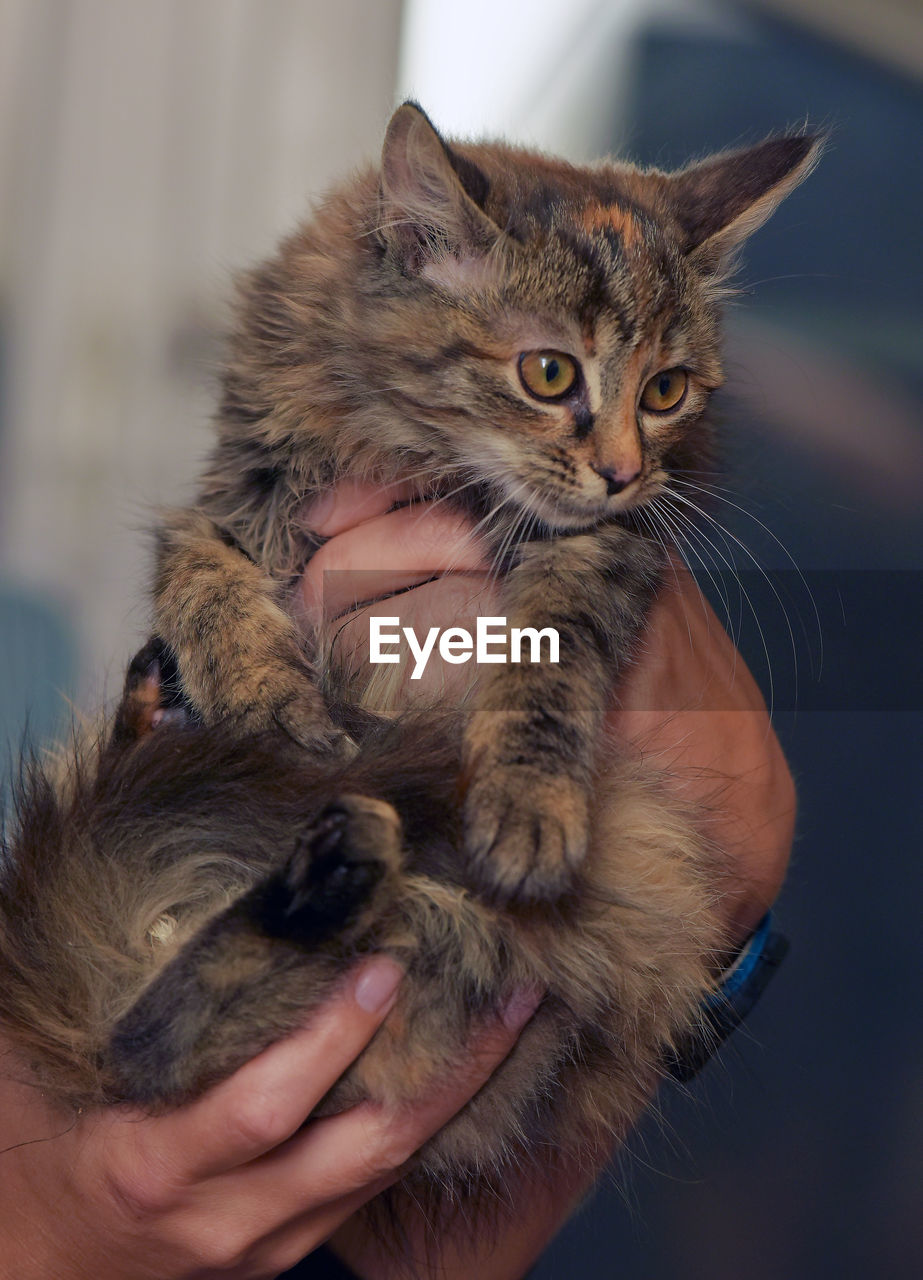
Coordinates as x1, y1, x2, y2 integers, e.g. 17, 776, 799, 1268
300, 480, 796, 949
606, 566, 796, 947
0, 958, 539, 1279
299, 481, 796, 1279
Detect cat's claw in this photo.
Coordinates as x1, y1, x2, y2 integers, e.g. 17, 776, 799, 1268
270, 695, 358, 760
463, 769, 589, 903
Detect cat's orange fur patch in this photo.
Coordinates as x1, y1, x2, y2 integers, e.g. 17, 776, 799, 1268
581, 203, 641, 247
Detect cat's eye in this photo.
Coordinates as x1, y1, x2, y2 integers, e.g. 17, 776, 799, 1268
640, 368, 688, 413
518, 351, 580, 401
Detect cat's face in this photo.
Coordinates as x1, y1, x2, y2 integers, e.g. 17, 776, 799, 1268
382, 209, 724, 532
365, 104, 819, 533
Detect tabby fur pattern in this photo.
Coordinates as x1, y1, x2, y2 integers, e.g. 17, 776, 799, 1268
0, 104, 818, 1217
154, 102, 819, 902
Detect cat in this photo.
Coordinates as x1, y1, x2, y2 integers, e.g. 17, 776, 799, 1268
1, 638, 724, 1203
0, 102, 817, 1219
153, 101, 820, 903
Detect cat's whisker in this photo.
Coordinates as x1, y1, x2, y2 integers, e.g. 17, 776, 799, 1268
632, 504, 688, 604
647, 496, 717, 598
414, 475, 485, 516
635, 503, 699, 654
669, 476, 823, 678
643, 498, 722, 659
426, 477, 535, 586
660, 491, 784, 714
358, 383, 418, 396
444, 487, 523, 572
651, 496, 748, 690
664, 485, 801, 685
484, 500, 533, 586
648, 495, 738, 643
656, 494, 755, 651
669, 471, 764, 505
499, 506, 536, 575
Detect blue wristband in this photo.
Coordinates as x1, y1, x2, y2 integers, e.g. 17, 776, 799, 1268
665, 911, 789, 1083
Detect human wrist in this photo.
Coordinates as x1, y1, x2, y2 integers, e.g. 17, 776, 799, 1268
666, 911, 790, 1084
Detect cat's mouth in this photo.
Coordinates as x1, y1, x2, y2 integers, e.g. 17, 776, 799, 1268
513, 475, 660, 532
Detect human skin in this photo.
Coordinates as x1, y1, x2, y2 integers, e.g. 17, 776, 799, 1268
0, 483, 794, 1280
301, 481, 796, 1279
0, 962, 542, 1279
301, 481, 795, 949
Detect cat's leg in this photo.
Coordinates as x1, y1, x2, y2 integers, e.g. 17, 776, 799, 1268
153, 509, 345, 753
107, 793, 403, 1107
463, 526, 663, 901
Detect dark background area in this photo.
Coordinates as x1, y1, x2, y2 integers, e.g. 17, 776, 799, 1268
535, 12, 923, 1280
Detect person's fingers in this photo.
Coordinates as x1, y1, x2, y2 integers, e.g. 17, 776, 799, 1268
134, 957, 404, 1184
222, 987, 543, 1212
299, 505, 490, 625
145, 988, 543, 1276
120, 988, 542, 1277
301, 479, 418, 537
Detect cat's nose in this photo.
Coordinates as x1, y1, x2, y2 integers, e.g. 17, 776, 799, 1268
592, 463, 641, 496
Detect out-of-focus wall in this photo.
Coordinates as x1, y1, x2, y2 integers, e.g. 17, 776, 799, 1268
0, 0, 402, 702
398, 0, 749, 157
744, 0, 922, 79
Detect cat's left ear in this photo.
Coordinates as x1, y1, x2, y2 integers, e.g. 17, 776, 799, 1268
665, 133, 823, 274
378, 101, 503, 274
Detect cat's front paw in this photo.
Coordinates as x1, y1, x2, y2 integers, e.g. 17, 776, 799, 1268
262, 795, 404, 940
215, 662, 354, 758
463, 768, 589, 903
269, 690, 358, 759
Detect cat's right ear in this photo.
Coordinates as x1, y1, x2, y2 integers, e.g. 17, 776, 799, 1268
663, 132, 824, 276
378, 101, 501, 274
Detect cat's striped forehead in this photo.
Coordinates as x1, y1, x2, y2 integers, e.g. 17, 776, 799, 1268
460, 152, 685, 333
497, 196, 687, 349
579, 203, 643, 248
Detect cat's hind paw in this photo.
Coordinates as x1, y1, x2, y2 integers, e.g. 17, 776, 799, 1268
462, 769, 589, 904
263, 795, 403, 940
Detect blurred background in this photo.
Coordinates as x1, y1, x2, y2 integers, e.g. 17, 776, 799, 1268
0, 1, 920, 1276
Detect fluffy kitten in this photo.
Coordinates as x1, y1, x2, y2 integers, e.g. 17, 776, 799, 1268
0, 104, 816, 1220
1, 641, 722, 1200
154, 101, 819, 902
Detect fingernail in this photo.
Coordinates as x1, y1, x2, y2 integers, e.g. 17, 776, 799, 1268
354, 957, 404, 1014
501, 986, 543, 1031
